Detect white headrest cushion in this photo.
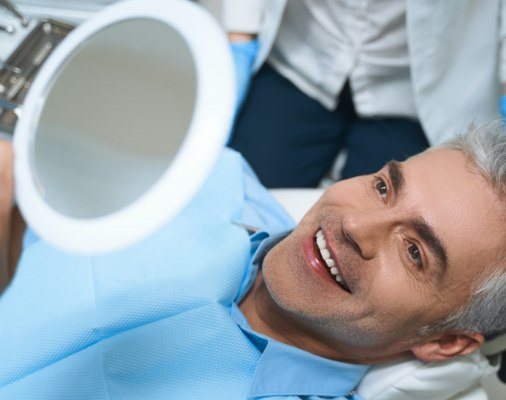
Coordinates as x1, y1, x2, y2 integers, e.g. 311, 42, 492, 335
356, 351, 499, 399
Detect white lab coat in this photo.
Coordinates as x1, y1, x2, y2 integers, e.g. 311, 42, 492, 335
225, 0, 505, 145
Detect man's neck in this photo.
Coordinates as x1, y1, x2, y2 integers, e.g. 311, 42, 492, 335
239, 272, 357, 362
239, 272, 412, 364
239, 273, 301, 347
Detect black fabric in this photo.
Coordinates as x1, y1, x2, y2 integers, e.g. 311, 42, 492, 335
229, 64, 429, 188
499, 354, 506, 382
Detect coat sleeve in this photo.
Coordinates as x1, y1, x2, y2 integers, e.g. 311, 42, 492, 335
222, 0, 266, 33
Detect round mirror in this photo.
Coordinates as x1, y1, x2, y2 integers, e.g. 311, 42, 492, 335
14, 0, 235, 253
34, 19, 196, 219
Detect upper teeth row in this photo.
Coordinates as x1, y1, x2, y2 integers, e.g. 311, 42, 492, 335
316, 229, 344, 283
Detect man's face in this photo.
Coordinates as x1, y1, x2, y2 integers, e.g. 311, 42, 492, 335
262, 149, 505, 362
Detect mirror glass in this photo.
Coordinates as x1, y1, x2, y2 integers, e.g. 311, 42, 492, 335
33, 18, 196, 218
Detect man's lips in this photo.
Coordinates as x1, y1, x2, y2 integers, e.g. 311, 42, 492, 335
301, 230, 351, 293
302, 236, 336, 284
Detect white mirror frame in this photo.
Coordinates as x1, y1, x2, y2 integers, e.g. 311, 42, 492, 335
14, 0, 235, 254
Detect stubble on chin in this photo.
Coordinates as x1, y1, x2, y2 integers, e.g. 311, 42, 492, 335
262, 239, 386, 349
261, 239, 312, 315
262, 239, 339, 331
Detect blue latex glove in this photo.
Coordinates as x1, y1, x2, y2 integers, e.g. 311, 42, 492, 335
230, 39, 259, 110
500, 95, 506, 122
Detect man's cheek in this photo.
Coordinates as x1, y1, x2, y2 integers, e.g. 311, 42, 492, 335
298, 207, 323, 231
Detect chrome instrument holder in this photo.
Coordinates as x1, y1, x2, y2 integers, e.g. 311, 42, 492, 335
0, 2, 73, 134
0, 0, 30, 27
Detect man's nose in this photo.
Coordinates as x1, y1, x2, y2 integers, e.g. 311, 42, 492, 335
342, 210, 392, 259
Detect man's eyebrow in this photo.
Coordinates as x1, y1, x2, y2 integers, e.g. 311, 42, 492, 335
410, 219, 449, 274
385, 160, 448, 272
386, 160, 405, 195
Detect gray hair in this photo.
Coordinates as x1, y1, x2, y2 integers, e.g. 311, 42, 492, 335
422, 120, 506, 340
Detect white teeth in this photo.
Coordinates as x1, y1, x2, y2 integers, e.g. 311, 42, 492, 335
320, 248, 330, 260
315, 229, 344, 284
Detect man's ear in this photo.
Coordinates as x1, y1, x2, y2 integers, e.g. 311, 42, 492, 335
410, 332, 485, 362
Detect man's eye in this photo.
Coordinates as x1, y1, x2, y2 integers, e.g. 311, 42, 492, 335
374, 177, 388, 200
407, 242, 423, 268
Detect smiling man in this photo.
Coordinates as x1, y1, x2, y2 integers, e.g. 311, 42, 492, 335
241, 138, 506, 367
0, 122, 505, 399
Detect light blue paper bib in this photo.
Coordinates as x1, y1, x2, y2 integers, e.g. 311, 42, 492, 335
0, 149, 294, 399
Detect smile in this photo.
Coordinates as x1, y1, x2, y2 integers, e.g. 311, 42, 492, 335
315, 229, 351, 293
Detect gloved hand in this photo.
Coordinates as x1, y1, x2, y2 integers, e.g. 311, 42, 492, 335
500, 94, 506, 122
230, 39, 259, 110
